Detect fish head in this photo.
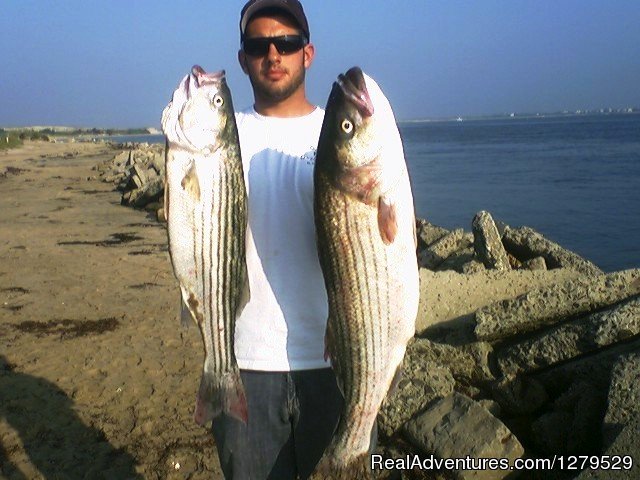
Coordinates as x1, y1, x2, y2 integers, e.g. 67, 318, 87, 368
162, 65, 236, 152
317, 67, 403, 204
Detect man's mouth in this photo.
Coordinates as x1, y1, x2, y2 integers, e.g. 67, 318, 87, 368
265, 69, 286, 81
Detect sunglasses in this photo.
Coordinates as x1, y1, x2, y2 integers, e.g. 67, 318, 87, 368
242, 35, 307, 57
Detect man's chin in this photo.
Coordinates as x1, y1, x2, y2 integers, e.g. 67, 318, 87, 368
256, 83, 296, 102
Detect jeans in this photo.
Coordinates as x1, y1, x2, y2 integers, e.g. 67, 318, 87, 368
212, 368, 343, 479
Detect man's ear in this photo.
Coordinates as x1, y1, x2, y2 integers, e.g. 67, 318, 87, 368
303, 43, 315, 69
238, 50, 249, 74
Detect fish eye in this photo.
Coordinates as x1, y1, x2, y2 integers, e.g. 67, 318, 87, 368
212, 94, 224, 107
341, 119, 353, 134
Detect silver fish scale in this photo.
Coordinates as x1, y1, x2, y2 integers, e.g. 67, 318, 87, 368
165, 143, 247, 420
315, 170, 418, 473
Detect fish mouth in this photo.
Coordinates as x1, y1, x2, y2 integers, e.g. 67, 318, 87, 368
336, 67, 374, 117
191, 65, 225, 87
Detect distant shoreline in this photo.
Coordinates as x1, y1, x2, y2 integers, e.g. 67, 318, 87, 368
400, 110, 640, 124
2, 110, 638, 132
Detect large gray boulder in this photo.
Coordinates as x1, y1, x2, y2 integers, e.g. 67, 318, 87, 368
418, 228, 466, 269
502, 225, 603, 276
403, 393, 524, 480
602, 353, 640, 449
576, 413, 639, 479
496, 296, 640, 376
472, 211, 511, 271
378, 361, 455, 438
474, 269, 640, 341
416, 268, 581, 336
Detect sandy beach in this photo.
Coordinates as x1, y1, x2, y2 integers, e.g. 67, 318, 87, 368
0, 141, 223, 479
2, 141, 608, 480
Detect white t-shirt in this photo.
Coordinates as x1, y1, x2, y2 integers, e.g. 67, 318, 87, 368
234, 106, 329, 371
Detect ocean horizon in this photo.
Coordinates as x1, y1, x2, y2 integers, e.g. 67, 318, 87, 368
106, 114, 639, 272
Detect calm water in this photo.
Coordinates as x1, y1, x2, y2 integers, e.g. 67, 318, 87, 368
401, 114, 640, 272
113, 114, 640, 272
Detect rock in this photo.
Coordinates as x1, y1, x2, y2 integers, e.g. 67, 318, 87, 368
531, 381, 605, 454
576, 413, 640, 479
507, 253, 523, 269
415, 267, 581, 336
474, 269, 640, 342
380, 337, 493, 440
496, 296, 640, 376
471, 211, 511, 271
418, 228, 465, 269
477, 399, 501, 417
531, 411, 572, 453
533, 335, 640, 400
523, 256, 546, 270
378, 361, 455, 438
491, 376, 548, 416
416, 218, 449, 249
128, 177, 164, 209
132, 163, 148, 188
461, 260, 486, 274
403, 393, 524, 480
144, 201, 162, 213
436, 248, 476, 273
602, 353, 640, 449
157, 207, 166, 223
502, 225, 602, 276
407, 338, 494, 385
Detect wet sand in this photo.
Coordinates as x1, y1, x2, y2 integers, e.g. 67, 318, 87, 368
0, 141, 222, 479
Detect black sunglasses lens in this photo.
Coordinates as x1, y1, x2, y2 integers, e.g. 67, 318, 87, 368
243, 36, 305, 56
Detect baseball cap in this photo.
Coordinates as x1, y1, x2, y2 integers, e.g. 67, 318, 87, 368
240, 0, 310, 41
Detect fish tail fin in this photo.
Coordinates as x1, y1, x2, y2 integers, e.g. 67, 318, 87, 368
193, 368, 248, 426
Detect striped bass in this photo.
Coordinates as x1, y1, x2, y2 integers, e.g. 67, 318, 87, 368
161, 65, 249, 425
313, 67, 419, 477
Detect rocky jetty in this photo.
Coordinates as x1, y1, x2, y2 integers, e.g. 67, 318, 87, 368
94, 143, 165, 215
99, 146, 639, 479
380, 211, 638, 480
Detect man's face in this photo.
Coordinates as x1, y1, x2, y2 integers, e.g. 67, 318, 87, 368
239, 13, 314, 103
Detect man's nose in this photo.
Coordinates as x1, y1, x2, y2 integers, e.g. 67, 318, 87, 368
266, 42, 281, 62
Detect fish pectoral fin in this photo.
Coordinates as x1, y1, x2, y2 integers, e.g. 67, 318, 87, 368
378, 196, 398, 245
181, 160, 201, 201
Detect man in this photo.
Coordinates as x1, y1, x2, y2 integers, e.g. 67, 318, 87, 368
211, 1, 343, 478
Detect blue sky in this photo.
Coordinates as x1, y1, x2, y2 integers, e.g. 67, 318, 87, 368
1, 0, 639, 128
